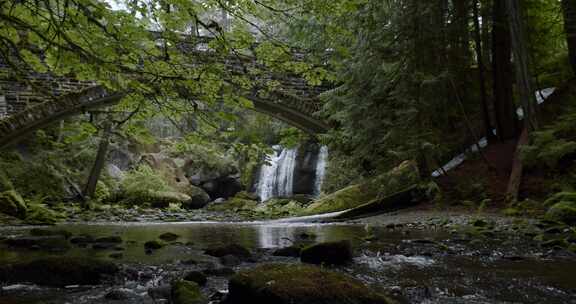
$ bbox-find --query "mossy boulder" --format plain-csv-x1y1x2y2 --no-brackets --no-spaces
0,257,119,286
208,197,258,211
225,263,393,304
182,186,211,209
171,280,208,304
300,240,353,265
0,190,27,218
546,201,576,224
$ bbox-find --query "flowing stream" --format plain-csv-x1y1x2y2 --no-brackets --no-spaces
0,220,575,304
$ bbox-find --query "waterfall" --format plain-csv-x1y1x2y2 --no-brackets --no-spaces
256,146,298,202
313,146,328,196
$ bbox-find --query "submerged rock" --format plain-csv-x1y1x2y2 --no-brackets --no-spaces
3,236,70,252
95,236,123,243
272,245,302,257
204,243,251,260
159,232,180,241
29,228,72,239
300,240,353,265
0,257,118,286
225,263,392,304
171,280,208,304
0,190,27,218
144,240,164,250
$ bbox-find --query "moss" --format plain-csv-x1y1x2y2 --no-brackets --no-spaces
303,184,375,215
208,197,258,211
227,263,392,304
25,201,65,225
171,280,207,304
0,190,27,218
546,201,576,224
121,190,190,208
303,160,419,215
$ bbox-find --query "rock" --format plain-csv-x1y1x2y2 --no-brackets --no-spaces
546,201,576,224
272,246,302,257
171,280,208,304
214,198,226,203
150,191,192,208
204,243,251,259
29,228,72,239
105,289,135,300
225,263,392,304
0,190,27,218
292,143,320,195
183,186,211,209
148,285,172,301
300,240,353,265
202,267,235,276
145,240,164,250
3,236,70,252
70,235,95,244
159,232,180,242
202,177,243,200
95,236,123,243
0,257,118,286
183,271,208,286
106,163,125,181
220,254,242,267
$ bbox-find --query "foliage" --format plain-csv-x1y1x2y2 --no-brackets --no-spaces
521,111,576,169
121,164,173,195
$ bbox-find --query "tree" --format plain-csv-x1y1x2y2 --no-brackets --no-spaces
507,0,538,131
562,0,576,75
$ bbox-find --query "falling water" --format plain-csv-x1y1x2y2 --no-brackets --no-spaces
257,146,298,202
313,146,328,196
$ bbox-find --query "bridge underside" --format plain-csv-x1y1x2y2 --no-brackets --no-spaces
0,86,329,149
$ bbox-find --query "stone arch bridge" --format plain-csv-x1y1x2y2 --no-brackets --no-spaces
0,47,331,149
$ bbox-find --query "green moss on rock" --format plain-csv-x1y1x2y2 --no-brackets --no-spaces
0,190,27,219
171,280,207,304
546,201,576,224
226,263,393,304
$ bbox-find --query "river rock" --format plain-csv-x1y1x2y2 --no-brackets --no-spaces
224,263,393,304
159,232,180,241
183,271,208,286
145,240,164,250
204,243,251,260
29,228,72,239
0,190,27,218
272,245,302,257
300,240,353,265
0,257,118,286
3,236,70,252
171,280,208,304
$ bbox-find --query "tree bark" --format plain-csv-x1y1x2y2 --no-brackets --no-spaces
507,0,538,131
473,0,493,139
562,0,576,75
506,127,528,202
83,120,112,202
492,0,518,141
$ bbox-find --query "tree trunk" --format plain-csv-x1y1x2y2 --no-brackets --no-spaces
473,0,493,139
507,0,538,131
562,0,576,75
83,120,112,202
492,0,518,141
506,127,528,203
